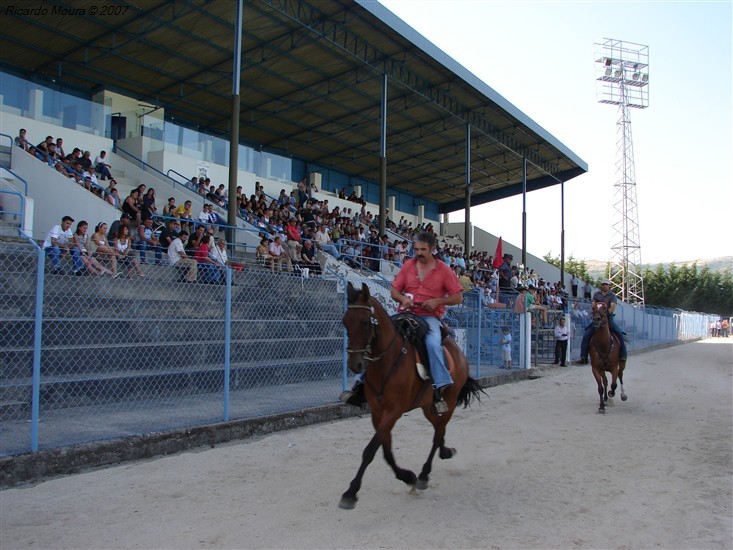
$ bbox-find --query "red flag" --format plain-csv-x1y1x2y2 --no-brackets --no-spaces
492,237,503,269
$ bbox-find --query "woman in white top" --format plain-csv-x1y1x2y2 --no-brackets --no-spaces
71,221,114,276
90,222,119,276
113,225,143,277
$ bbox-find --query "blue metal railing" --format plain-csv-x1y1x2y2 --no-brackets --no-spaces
0,132,13,169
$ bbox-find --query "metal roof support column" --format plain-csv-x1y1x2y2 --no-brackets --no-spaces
560,180,566,292
227,0,243,237
379,73,387,236
521,156,527,268
464,123,471,257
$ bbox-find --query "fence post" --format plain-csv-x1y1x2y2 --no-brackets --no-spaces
30,246,46,452
475,289,482,378
341,274,349,391
223,267,232,421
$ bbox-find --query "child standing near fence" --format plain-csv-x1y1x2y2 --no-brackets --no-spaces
500,326,512,369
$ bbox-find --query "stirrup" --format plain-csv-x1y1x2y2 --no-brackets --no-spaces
339,381,365,407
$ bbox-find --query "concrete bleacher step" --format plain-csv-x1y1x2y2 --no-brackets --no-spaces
0,354,343,419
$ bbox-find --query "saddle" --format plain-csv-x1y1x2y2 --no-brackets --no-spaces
391,313,456,379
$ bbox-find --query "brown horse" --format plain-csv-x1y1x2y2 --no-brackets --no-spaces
339,282,484,509
589,302,627,413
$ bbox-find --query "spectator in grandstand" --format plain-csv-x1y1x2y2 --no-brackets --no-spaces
498,253,513,290
43,215,74,274
268,235,292,273
54,137,66,159
167,230,197,282
299,239,322,275
34,136,54,164
122,189,142,225
14,128,29,151
158,218,179,251
71,221,115,276
571,274,580,298
176,200,194,232
209,237,230,268
528,284,549,325
78,150,92,171
162,197,177,217
113,224,142,277
94,151,112,181
315,224,340,260
198,203,212,228
193,234,222,283
107,212,131,243
135,217,162,265
140,188,158,222
185,224,206,257
90,222,118,276
284,219,301,262
255,237,272,268
583,281,592,301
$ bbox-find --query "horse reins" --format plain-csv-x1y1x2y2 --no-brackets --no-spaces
346,304,403,363
346,302,414,403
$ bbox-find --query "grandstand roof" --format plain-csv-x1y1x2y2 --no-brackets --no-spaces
0,0,587,214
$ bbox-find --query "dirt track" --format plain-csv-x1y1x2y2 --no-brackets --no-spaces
1,340,731,550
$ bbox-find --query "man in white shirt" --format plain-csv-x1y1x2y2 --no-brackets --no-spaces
209,238,229,267
268,235,292,273
43,215,74,274
314,225,340,259
167,231,198,282
553,316,570,366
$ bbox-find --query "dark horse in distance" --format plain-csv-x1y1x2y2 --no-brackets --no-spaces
339,282,484,509
589,301,628,413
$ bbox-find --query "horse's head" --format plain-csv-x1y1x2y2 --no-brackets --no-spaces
343,282,379,374
592,302,608,329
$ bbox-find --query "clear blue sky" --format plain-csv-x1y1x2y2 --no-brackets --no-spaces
379,0,733,264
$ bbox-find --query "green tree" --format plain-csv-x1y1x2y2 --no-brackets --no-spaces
542,253,591,282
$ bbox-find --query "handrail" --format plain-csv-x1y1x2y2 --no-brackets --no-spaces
0,189,25,230
0,165,29,196
0,132,13,169
114,145,189,192
166,168,191,188
17,227,41,249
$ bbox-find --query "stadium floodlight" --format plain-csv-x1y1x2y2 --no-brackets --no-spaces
594,38,650,306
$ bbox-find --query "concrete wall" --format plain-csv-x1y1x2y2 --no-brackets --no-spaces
11,149,119,241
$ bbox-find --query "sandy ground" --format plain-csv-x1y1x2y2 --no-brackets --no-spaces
1,340,731,550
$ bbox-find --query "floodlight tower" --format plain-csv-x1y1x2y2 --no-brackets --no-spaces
595,38,649,306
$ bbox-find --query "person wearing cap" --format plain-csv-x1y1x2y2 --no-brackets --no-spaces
577,278,627,364
341,231,463,413
107,212,131,243
498,253,513,290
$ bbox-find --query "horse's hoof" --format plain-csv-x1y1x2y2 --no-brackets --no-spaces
608,391,615,398
621,394,628,401
598,408,605,414
439,447,456,459
339,496,357,510
415,478,429,490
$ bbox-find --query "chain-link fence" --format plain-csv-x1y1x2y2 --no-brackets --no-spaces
0,238,716,457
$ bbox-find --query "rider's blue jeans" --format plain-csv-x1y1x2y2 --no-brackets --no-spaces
580,316,627,359
419,315,453,390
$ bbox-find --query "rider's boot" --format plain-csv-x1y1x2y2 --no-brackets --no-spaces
339,380,366,407
433,385,451,415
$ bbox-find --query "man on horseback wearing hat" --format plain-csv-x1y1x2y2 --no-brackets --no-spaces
576,278,627,365
340,232,464,412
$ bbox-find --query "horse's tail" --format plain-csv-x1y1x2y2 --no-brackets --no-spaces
456,376,487,409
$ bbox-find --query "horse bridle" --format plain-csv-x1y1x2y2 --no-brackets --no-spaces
345,304,401,363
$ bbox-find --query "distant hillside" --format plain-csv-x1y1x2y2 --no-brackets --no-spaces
584,257,732,280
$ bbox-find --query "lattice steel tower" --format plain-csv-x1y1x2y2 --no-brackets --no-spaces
595,38,649,305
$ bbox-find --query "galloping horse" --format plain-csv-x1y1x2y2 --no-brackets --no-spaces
339,282,484,509
589,302,627,413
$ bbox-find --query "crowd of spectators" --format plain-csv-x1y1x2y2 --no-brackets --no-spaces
19,127,590,296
